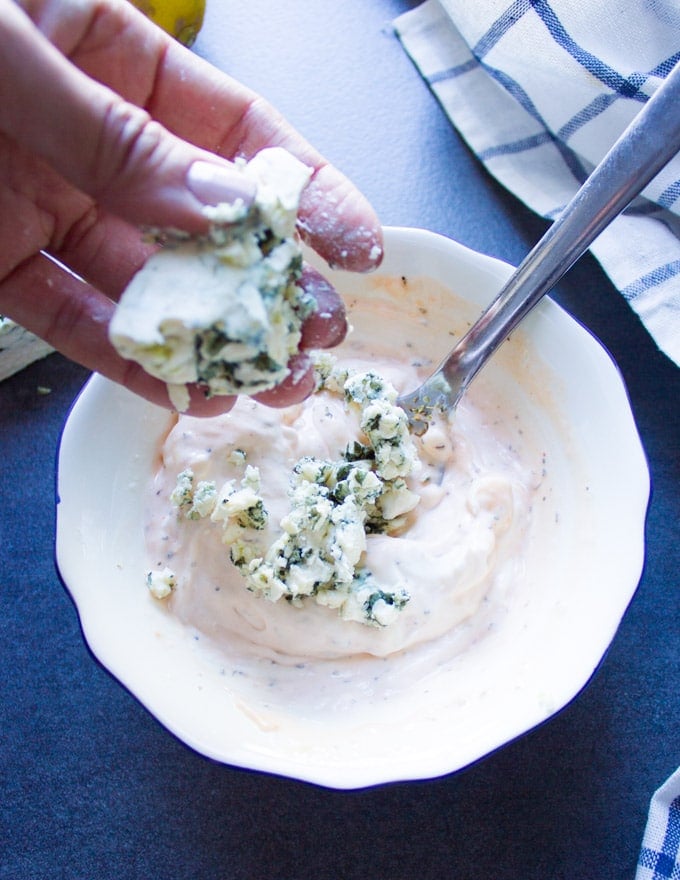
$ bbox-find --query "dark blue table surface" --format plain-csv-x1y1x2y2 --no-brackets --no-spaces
1,2,678,878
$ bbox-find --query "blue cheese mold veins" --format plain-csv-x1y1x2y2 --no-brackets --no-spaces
109,148,314,411
150,358,420,627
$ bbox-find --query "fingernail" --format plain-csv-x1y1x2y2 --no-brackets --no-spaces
186,160,256,207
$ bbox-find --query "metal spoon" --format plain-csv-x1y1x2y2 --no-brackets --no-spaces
398,61,680,434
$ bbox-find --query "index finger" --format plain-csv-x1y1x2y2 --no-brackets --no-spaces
20,0,383,271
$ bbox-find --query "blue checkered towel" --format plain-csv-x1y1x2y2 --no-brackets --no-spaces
394,0,680,366
636,767,680,879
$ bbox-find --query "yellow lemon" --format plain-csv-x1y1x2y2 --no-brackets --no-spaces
129,0,206,47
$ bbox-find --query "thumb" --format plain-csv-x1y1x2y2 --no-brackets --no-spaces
0,1,255,232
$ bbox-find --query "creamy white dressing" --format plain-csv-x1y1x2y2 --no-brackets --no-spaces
144,276,556,718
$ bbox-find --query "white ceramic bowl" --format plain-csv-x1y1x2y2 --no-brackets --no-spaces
56,227,649,788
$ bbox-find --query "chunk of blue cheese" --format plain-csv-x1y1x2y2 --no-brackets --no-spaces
146,567,176,600
109,148,313,410
166,362,421,627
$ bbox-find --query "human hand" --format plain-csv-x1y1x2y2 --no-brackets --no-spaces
0,0,383,415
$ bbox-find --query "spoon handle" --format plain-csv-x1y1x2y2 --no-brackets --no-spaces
442,60,680,394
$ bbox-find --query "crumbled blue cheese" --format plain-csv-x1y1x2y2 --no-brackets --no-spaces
231,455,413,627
109,148,313,408
146,567,176,599
344,371,418,481
227,448,247,466
171,464,267,544
170,469,217,520
210,465,268,543
167,360,421,627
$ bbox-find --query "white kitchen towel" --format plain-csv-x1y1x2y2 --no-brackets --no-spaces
394,0,680,366
636,766,680,879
